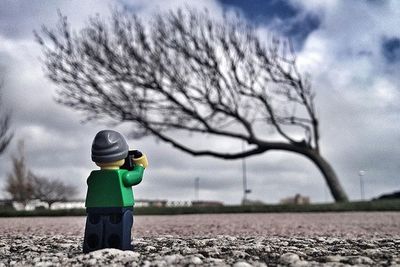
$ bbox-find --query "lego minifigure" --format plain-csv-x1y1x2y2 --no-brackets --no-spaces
83,130,148,253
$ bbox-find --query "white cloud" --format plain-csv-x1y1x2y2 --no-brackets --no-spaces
292,0,400,200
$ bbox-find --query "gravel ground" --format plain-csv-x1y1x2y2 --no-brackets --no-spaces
0,212,399,266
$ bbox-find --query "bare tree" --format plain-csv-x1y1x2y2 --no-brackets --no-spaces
0,82,13,154
5,141,33,208
31,174,78,209
35,9,348,202
5,140,78,209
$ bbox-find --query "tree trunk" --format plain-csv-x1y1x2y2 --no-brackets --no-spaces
259,142,349,202
47,201,56,209
303,150,349,202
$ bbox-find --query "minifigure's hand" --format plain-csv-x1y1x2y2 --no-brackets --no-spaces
132,151,148,168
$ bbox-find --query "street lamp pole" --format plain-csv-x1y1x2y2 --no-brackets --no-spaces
359,170,365,201
242,141,251,204
242,153,247,203
194,177,200,201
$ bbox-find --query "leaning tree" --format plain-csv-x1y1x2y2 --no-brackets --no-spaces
35,9,348,202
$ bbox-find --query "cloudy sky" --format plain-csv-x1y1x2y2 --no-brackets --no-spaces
0,0,399,204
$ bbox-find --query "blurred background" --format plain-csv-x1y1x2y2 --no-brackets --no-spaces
0,0,399,209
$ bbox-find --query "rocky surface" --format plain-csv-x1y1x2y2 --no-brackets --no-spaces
0,235,399,266
0,212,399,266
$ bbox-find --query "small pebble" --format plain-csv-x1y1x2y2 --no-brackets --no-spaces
279,252,300,264
233,261,253,267
190,256,203,265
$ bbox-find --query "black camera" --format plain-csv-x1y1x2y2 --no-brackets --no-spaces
120,150,143,170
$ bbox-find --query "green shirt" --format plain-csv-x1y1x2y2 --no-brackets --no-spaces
85,167,144,208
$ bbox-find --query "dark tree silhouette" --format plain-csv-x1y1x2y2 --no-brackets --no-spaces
0,82,13,154
31,174,78,209
5,141,33,208
35,9,348,202
5,140,78,209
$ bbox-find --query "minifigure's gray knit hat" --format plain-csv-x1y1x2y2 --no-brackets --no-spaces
91,130,129,163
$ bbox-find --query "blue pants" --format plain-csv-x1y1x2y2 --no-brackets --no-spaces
83,207,133,253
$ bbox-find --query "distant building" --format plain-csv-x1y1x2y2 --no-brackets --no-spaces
135,199,168,207
51,200,85,210
168,201,192,207
280,194,310,205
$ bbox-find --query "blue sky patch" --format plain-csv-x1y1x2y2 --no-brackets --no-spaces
218,0,320,49
382,37,400,63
